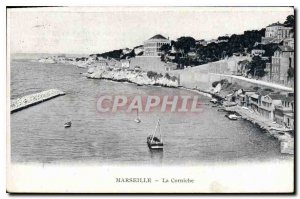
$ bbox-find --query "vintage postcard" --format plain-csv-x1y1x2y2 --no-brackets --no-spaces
7,7,295,193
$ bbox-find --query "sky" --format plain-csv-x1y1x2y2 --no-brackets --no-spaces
8,7,294,55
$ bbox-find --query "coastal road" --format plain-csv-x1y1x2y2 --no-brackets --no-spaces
209,73,293,92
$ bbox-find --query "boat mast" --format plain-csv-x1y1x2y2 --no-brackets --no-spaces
159,120,162,142
151,118,160,143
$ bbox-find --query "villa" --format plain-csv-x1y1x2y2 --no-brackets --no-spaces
261,22,293,44
143,34,171,57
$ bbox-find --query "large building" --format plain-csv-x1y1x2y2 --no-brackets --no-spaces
265,22,284,38
261,22,293,44
277,27,293,40
143,34,171,57
263,21,294,86
130,34,175,71
270,45,294,85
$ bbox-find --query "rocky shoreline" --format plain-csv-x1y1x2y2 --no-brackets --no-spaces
85,67,179,88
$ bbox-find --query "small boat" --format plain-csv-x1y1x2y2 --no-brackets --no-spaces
134,109,141,123
147,119,163,149
64,121,72,128
135,118,141,123
225,114,238,120
210,98,218,104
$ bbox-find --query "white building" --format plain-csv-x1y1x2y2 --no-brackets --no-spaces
271,45,294,85
96,57,109,69
143,34,171,57
251,49,265,56
265,22,285,38
121,59,130,69
262,22,293,44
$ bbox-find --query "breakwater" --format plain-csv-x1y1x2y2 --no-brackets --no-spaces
11,89,65,113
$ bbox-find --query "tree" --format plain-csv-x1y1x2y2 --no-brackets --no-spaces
284,15,295,34
287,67,294,79
165,73,171,80
160,44,171,62
160,44,171,54
238,60,250,74
98,49,123,59
174,36,196,55
262,43,279,57
246,56,266,77
284,15,295,27
121,50,135,59
217,36,230,41
147,71,158,79
195,28,265,65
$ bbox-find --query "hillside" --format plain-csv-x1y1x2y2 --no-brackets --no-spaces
89,45,144,60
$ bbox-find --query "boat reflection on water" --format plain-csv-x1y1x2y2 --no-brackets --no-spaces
148,148,163,164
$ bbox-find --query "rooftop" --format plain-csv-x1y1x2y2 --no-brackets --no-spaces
149,34,168,40
284,112,294,118
267,22,284,27
268,94,287,100
278,45,294,52
283,96,294,102
257,90,272,96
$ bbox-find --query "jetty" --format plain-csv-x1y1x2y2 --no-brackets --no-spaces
11,89,65,113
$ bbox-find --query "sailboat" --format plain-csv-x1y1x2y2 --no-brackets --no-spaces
134,109,141,123
64,121,72,128
147,118,163,149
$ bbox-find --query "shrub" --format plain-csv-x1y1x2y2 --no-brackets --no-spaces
253,86,260,91
264,88,274,92
212,79,228,87
212,81,220,88
165,73,171,80
147,71,158,79
170,76,177,82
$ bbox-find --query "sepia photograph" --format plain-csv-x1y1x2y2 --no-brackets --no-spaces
6,6,295,193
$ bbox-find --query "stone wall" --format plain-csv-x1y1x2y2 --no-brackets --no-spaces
172,61,293,92
171,63,210,90
130,56,168,72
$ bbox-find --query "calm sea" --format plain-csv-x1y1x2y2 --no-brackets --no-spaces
10,59,293,165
